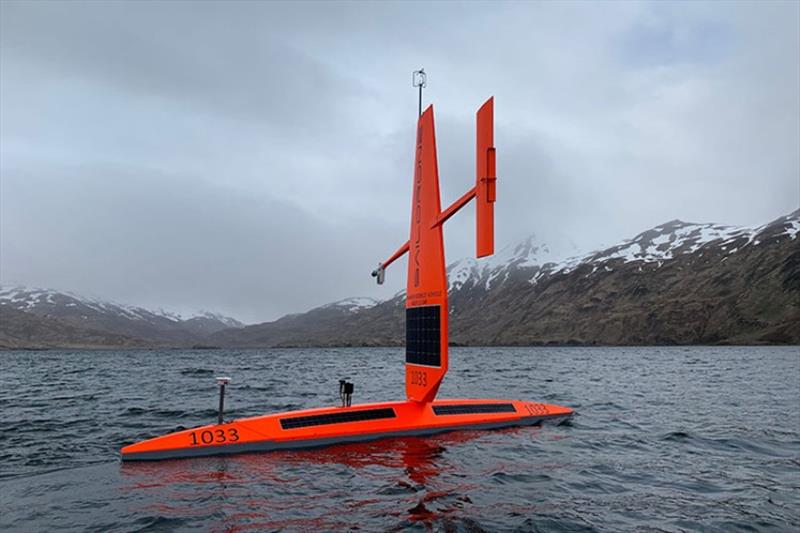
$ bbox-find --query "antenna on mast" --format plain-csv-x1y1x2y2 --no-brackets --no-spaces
412,69,426,117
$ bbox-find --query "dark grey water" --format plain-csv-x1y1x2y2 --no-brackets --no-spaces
0,347,798,532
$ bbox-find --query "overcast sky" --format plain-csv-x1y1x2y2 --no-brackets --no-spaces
1,0,798,323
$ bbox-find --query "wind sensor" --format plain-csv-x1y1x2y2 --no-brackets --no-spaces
121,72,573,461
413,68,426,117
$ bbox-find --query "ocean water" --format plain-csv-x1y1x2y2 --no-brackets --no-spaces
0,346,798,532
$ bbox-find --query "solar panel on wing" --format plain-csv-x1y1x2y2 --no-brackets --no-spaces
405,305,441,367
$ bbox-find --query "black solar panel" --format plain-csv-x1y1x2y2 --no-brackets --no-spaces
280,408,397,430
406,305,441,367
433,403,517,415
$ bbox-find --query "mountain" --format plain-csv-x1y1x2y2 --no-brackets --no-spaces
0,287,244,348
0,307,148,349
180,311,248,336
3,211,797,349
209,297,386,348
208,210,800,347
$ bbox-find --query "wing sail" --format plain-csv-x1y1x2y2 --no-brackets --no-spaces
405,105,448,403
375,97,496,404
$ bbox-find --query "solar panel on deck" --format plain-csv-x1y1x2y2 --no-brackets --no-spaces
433,403,516,415
280,408,396,430
406,305,441,366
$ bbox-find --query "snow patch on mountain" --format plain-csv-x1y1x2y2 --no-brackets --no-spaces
538,211,800,282
444,234,575,291
484,234,561,270
0,286,45,309
324,297,380,312
444,211,800,291
0,285,244,327
593,221,754,264
447,258,480,291
777,211,800,240
189,311,245,328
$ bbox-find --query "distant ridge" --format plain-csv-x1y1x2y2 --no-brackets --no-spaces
0,286,243,348
209,209,800,347
2,210,798,348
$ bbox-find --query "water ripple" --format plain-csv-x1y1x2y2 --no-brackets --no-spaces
0,346,798,532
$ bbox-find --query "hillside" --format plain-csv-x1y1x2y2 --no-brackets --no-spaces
0,307,147,349
208,210,800,347
2,211,797,349
0,287,243,348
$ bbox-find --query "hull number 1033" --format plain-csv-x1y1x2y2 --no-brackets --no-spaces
189,428,239,446
410,370,428,387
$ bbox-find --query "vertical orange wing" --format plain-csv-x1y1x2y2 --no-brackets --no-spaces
476,97,496,258
405,106,448,403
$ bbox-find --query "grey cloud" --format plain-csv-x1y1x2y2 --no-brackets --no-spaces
1,0,369,150
0,158,405,323
1,0,797,322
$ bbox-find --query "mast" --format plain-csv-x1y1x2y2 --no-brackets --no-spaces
372,73,496,404
404,105,448,402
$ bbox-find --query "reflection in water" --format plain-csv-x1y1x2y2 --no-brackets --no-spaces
119,428,533,530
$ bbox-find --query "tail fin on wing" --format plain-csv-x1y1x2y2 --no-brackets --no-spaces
476,97,496,258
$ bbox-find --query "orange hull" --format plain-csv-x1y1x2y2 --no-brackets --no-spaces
121,399,572,461
121,94,575,462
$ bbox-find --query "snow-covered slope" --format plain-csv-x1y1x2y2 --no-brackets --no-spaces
444,210,800,291
541,211,800,280
0,286,166,321
180,311,246,336
0,286,244,342
4,210,798,349
190,311,245,329
322,297,380,312
446,234,571,291
209,209,800,348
